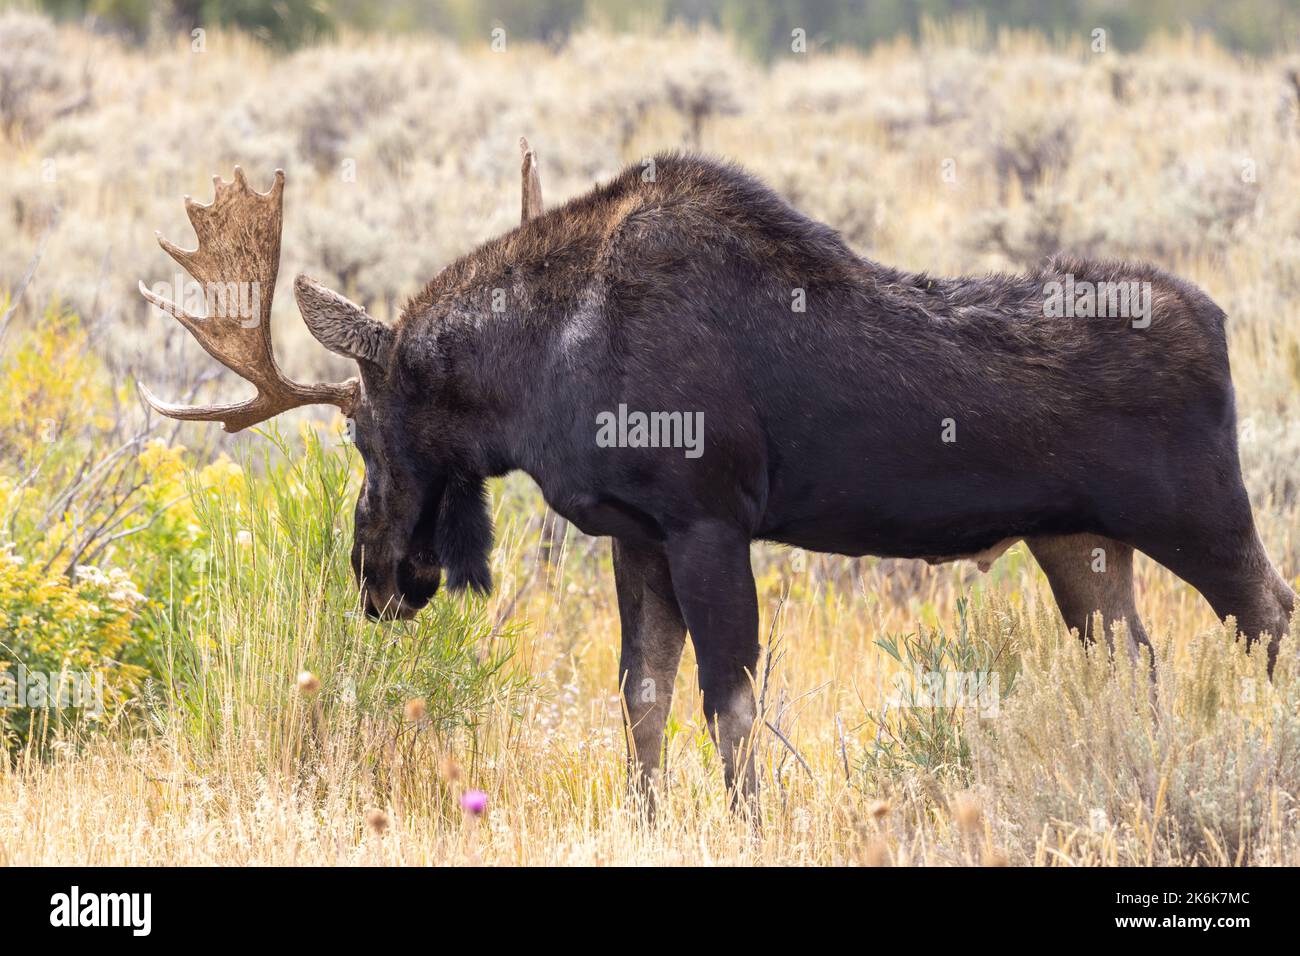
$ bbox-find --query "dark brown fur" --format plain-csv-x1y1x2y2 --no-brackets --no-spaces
306,153,1293,801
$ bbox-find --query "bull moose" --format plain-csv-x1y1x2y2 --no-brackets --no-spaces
139,140,1295,801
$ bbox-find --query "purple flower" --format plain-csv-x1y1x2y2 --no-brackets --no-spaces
460,789,488,816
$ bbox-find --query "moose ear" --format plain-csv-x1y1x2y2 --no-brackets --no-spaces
294,274,393,365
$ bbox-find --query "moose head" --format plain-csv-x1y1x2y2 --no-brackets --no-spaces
139,140,547,620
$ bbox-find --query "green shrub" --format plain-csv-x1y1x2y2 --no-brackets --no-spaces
151,427,527,795
863,596,1020,779
0,547,147,750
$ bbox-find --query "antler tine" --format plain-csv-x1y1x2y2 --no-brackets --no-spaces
138,167,358,433
520,137,544,223
136,381,307,434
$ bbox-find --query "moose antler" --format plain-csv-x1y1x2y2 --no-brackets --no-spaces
138,167,359,433
520,137,543,222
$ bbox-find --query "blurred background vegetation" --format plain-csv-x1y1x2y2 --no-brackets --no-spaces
16,0,1300,55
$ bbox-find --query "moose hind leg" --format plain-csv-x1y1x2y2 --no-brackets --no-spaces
613,538,687,802
1027,533,1153,664
1138,512,1294,674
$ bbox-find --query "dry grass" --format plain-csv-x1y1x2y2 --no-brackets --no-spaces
1,484,1297,865
1,536,1298,865
1,15,1298,865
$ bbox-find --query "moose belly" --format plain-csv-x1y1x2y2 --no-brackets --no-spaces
757,465,1087,563
764,522,1034,565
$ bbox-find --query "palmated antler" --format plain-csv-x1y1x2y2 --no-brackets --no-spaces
519,137,544,223
138,167,359,433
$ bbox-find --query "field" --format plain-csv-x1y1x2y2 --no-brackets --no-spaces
1,13,1299,865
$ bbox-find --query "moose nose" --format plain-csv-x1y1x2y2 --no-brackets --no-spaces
361,585,424,622
360,579,397,620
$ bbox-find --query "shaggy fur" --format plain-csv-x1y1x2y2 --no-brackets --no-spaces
326,152,1293,795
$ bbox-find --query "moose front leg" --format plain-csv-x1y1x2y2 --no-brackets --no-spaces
664,521,760,805
613,538,686,802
